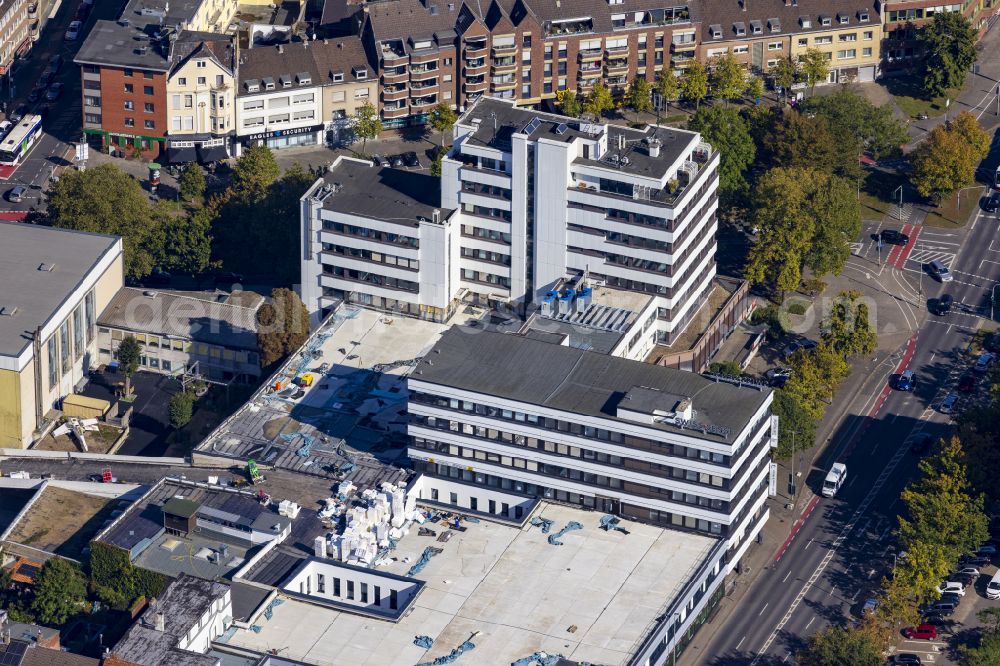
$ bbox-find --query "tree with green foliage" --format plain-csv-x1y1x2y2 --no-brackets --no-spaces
352,100,382,155
796,624,883,666
710,50,747,106
771,390,817,459
625,77,653,122
961,630,1000,666
655,67,679,121
161,202,213,275
911,113,989,202
956,403,1000,507
708,360,742,377
799,48,830,95
230,144,280,203
782,342,849,421
44,164,165,280
771,56,798,100
745,75,765,102
429,102,458,148
32,558,86,626
116,335,142,397
898,436,988,561
745,167,860,294
256,288,311,368
430,151,444,177
823,290,877,357
169,391,195,429
584,82,614,118
762,111,840,175
178,164,206,202
801,89,909,161
688,106,755,205
680,60,709,109
556,89,583,118
978,608,1000,635
89,541,167,609
919,11,978,98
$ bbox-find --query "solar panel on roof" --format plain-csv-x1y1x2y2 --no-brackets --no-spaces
0,641,28,666
522,117,541,134
555,122,568,135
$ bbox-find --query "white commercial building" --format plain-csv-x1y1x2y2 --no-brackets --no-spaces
408,326,774,555
301,97,720,344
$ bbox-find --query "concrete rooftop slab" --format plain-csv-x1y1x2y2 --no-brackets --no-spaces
221,503,718,665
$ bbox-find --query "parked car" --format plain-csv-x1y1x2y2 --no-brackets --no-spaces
922,600,957,616
765,367,792,387
956,566,981,577
939,393,959,415
862,598,878,614
932,293,953,316
402,151,420,167
895,370,916,391
977,544,997,555
0,120,10,136
963,555,992,567
958,374,977,393
902,624,938,640
65,19,81,40
6,185,27,202
973,352,995,374
8,104,26,123
949,573,976,587
45,82,63,101
928,259,953,282
371,154,389,167
881,229,909,246
909,433,933,455
782,339,817,360
935,581,966,596
893,655,922,665
987,570,1000,600
983,191,1000,213
390,154,405,167
47,54,62,75
38,71,53,87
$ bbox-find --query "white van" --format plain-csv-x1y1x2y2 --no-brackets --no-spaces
822,463,847,498
987,570,1000,600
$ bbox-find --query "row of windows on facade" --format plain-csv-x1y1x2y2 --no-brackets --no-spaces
410,435,737,507
305,575,400,610
416,460,726,535
103,327,260,365
323,288,450,322
570,216,715,278
241,110,315,128
46,291,97,390
409,391,739,464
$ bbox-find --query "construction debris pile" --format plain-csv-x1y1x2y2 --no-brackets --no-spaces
313,481,419,568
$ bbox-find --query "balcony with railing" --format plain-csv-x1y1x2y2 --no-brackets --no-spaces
410,65,439,80
411,77,438,91
464,76,488,92
579,61,602,74
380,40,407,63
382,67,409,83
578,77,601,90
491,75,516,90
383,103,409,119
605,43,630,55
382,83,408,101
492,42,517,56
634,6,691,28
465,57,487,72
578,47,603,61
410,95,438,109
605,57,629,73
492,56,517,72
465,39,488,58
545,17,594,37
606,75,629,87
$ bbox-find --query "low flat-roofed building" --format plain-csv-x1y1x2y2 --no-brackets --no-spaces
96,287,264,383
0,223,123,448
111,573,231,666
220,501,725,666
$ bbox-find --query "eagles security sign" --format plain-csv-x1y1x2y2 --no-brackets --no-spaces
769,414,779,448
769,462,778,497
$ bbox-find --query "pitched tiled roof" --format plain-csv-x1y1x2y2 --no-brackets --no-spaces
10,558,41,585
697,0,878,42
237,36,373,91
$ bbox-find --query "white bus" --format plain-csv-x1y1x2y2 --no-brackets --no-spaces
822,462,847,498
0,114,43,166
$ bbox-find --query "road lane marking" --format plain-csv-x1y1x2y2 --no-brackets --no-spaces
758,603,768,616
805,617,814,630
782,571,791,583
736,635,746,650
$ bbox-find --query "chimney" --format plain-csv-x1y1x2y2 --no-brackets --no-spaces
432,209,441,223
648,138,661,158
154,612,166,632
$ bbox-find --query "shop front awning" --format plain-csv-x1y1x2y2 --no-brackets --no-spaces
166,145,197,164
197,144,229,163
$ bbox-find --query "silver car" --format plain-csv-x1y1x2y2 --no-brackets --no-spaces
939,393,959,414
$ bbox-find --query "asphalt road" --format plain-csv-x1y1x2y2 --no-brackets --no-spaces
0,0,119,207
694,196,1000,665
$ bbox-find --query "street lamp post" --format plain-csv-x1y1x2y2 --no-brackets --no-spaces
992,283,999,322
894,185,903,221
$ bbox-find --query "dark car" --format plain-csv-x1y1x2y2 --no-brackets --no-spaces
932,293,953,316
402,151,420,167
765,367,792,388
371,154,389,167
38,71,53,87
949,573,976,587
895,370,916,391
923,601,957,615
26,87,42,103
75,2,90,19
909,433,933,455
390,154,405,167
958,374,977,393
881,229,909,246
894,655,922,665
964,555,992,567
983,191,1000,213
8,104,27,123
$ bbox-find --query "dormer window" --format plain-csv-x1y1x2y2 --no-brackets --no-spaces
352,66,368,80
262,77,275,90
245,79,260,93
858,9,870,22
768,17,780,32
733,22,746,36
280,74,292,88
330,70,344,82
750,20,763,34
709,24,722,39
838,12,849,24
820,15,831,26
296,71,312,85
799,16,811,28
